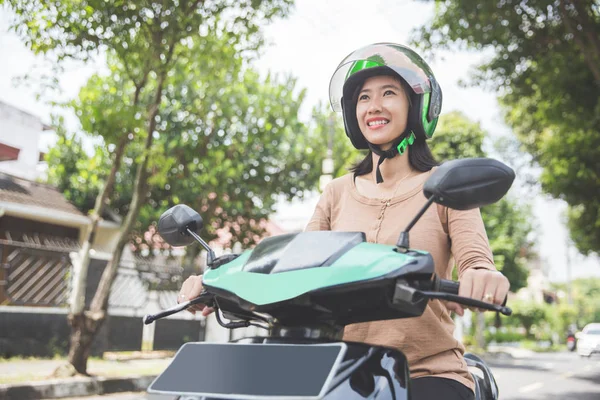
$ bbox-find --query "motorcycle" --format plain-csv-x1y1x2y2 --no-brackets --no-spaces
144,157,515,400
567,334,577,352
567,324,578,352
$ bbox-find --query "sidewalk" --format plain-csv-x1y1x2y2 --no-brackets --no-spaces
0,352,173,400
484,344,537,359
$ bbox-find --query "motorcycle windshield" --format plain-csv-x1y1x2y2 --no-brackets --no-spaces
329,42,434,112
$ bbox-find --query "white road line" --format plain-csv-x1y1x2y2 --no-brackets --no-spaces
519,382,543,394
562,363,598,378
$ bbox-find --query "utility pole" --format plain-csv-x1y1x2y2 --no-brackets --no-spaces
319,115,335,192
566,236,573,305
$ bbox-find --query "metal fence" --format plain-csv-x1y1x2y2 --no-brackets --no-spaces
0,239,189,310
3,245,71,306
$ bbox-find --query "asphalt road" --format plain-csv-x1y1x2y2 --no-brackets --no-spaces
62,351,600,400
488,351,600,400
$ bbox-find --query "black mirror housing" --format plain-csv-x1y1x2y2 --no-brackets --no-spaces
158,204,204,247
423,158,515,211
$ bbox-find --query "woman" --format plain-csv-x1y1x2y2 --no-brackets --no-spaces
178,43,510,399
305,43,510,399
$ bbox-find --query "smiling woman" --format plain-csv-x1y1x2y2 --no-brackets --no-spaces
355,75,411,151
304,42,512,400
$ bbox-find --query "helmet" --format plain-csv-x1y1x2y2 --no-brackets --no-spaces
329,43,442,150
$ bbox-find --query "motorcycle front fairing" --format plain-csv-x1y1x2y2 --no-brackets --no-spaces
202,231,435,327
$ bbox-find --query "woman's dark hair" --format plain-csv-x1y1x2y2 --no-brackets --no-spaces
349,74,438,177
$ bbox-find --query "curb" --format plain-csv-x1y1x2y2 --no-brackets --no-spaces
0,375,155,400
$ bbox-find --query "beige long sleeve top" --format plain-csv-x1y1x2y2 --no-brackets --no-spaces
305,170,496,391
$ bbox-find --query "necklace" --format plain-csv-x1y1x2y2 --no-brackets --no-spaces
382,170,417,201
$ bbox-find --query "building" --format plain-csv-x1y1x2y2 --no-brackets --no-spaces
0,101,51,180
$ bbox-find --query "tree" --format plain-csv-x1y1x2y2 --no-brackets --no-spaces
430,111,533,291
8,0,292,374
510,300,548,338
49,100,358,250
553,277,600,328
412,0,600,256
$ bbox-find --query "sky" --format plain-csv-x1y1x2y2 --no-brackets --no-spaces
0,0,598,283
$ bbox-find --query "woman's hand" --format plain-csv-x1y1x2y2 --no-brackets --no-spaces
445,269,510,316
178,275,215,317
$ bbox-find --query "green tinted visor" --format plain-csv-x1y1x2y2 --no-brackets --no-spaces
329,43,434,112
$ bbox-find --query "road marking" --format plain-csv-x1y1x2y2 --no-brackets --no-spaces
562,363,598,378
519,382,543,393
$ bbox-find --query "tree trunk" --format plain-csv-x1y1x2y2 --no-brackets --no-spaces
64,76,150,375
69,134,129,315
67,312,103,375
67,66,168,373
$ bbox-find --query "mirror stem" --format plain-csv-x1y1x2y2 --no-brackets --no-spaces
395,197,436,252
186,227,216,266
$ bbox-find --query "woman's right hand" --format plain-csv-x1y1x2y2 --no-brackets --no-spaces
178,275,215,317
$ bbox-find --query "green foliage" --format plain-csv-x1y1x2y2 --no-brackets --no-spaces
45,117,109,212
552,304,579,337
11,0,302,250
509,300,548,337
484,329,525,344
430,112,533,290
143,68,333,247
479,200,533,292
7,1,292,63
309,104,361,179
45,52,347,249
553,278,600,328
413,0,600,255
428,111,486,160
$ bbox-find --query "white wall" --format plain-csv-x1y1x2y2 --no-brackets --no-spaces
0,101,46,180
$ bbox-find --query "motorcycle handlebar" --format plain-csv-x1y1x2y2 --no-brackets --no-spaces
436,279,460,295
143,292,212,325
424,276,511,315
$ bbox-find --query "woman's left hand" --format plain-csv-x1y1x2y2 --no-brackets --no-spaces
445,269,510,316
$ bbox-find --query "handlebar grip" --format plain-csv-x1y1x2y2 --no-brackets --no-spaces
438,279,460,295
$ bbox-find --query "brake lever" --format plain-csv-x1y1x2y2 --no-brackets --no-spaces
417,290,512,316
143,292,213,325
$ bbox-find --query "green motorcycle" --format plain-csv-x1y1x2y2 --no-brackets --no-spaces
144,158,514,400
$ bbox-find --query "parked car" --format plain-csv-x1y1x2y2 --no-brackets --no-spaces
577,323,600,358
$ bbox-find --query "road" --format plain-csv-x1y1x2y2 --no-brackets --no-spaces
62,352,600,399
489,351,600,399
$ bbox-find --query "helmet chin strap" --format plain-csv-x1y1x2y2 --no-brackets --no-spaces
368,131,416,184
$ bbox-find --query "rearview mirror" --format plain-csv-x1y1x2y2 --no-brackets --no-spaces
423,158,515,210
158,204,204,247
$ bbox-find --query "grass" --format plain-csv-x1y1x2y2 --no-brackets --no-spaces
519,340,563,353
0,357,171,385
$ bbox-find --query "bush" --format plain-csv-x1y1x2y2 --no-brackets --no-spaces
485,329,525,344
510,300,549,337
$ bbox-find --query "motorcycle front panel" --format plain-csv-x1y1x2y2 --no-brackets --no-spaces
147,340,410,400
203,232,431,308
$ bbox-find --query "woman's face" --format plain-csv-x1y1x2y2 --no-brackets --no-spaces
356,75,410,150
